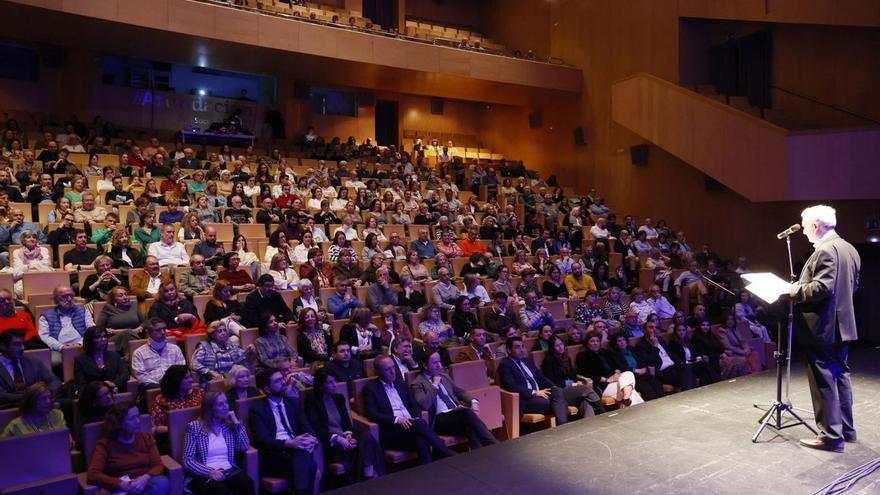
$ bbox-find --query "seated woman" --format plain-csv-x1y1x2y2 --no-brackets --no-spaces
329,231,357,263
715,314,761,375
541,335,605,417
87,402,170,495
267,253,300,290
233,235,260,280
690,319,745,380
296,307,333,365
668,323,717,387
397,275,426,314
450,296,479,343
147,282,202,343
75,381,116,445
149,365,204,434
263,230,292,272
430,252,454,280
182,392,254,495
378,305,413,347
417,304,456,345
306,368,385,482
604,332,662,401
531,248,552,276
217,252,255,295
192,320,255,382
400,249,429,282
338,307,382,360
634,323,695,391
531,324,555,352
74,326,130,396
109,228,145,269
575,331,644,407
542,265,568,300
1,382,68,437
507,234,530,256
203,280,246,331
11,229,52,298
224,365,260,412
332,249,363,286
81,255,125,302
510,249,532,276
254,314,299,369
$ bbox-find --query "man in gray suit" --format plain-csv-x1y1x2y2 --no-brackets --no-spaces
790,205,860,452
409,350,497,449
0,329,61,408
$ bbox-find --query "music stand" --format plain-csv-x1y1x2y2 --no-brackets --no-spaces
743,269,818,442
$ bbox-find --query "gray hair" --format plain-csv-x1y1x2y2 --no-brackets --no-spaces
800,205,836,229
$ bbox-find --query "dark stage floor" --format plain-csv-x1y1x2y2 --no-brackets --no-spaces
330,347,880,495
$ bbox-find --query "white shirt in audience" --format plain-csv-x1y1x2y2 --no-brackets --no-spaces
148,241,190,267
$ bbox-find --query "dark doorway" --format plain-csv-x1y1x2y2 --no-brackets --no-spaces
363,0,396,30
375,100,398,147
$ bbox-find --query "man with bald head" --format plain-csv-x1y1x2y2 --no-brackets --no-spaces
192,225,226,269
130,255,171,301
178,254,218,299
0,207,46,244
177,147,201,169
38,285,95,366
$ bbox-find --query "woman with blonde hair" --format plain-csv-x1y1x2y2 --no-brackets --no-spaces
268,253,300,290
109,227,145,268
178,212,205,242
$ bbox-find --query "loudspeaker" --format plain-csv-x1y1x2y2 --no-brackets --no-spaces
430,98,444,115
293,81,311,100
358,92,375,107
630,144,649,165
528,112,542,129
573,127,586,146
703,174,728,192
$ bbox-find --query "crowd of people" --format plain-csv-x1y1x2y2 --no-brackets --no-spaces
0,119,775,493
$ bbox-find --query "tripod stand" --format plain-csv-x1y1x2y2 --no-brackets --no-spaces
752,234,816,442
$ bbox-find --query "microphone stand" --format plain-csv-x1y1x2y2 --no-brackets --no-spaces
752,232,817,442
700,274,735,296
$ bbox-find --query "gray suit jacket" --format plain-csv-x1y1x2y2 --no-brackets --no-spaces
0,355,61,407
790,232,860,345
409,371,473,423
178,269,218,298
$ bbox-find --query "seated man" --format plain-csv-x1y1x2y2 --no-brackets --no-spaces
498,336,568,425
363,355,454,464
484,292,518,336
323,341,365,396
63,229,101,271
223,195,252,224
453,327,496,363
327,278,363,320
413,331,452,369
365,267,397,314
74,192,108,226
431,267,460,313
38,285,95,366
617,310,644,339
250,368,319,495
457,226,485,258
0,329,60,408
192,225,226,270
0,207,46,245
390,337,418,381
519,291,555,332
243,275,294,328
104,175,134,212
674,261,708,306
647,284,676,319
409,350,497,449
410,227,437,260
130,318,185,387
0,289,38,345
178,254,217,299
147,223,190,267
563,262,597,299
130,255,171,301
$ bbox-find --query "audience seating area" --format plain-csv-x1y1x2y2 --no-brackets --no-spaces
0,112,770,493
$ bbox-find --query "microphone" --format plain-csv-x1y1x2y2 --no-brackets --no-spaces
776,224,801,239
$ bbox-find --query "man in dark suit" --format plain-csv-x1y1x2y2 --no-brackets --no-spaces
498,336,569,424
0,329,61,408
362,355,454,464
410,351,497,449
249,369,320,495
790,205,860,452
324,341,365,397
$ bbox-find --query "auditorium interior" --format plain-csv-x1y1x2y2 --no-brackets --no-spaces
0,0,878,494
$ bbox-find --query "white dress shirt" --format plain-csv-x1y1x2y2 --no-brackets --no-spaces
382,381,412,422
148,241,190,267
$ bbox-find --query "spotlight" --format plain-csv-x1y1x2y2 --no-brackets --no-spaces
197,89,207,96
867,235,880,243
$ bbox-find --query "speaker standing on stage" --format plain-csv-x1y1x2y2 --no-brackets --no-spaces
790,205,860,452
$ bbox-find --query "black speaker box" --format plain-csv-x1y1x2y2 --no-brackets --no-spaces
528,112,542,129
573,127,586,146
430,98,444,115
630,144,649,165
